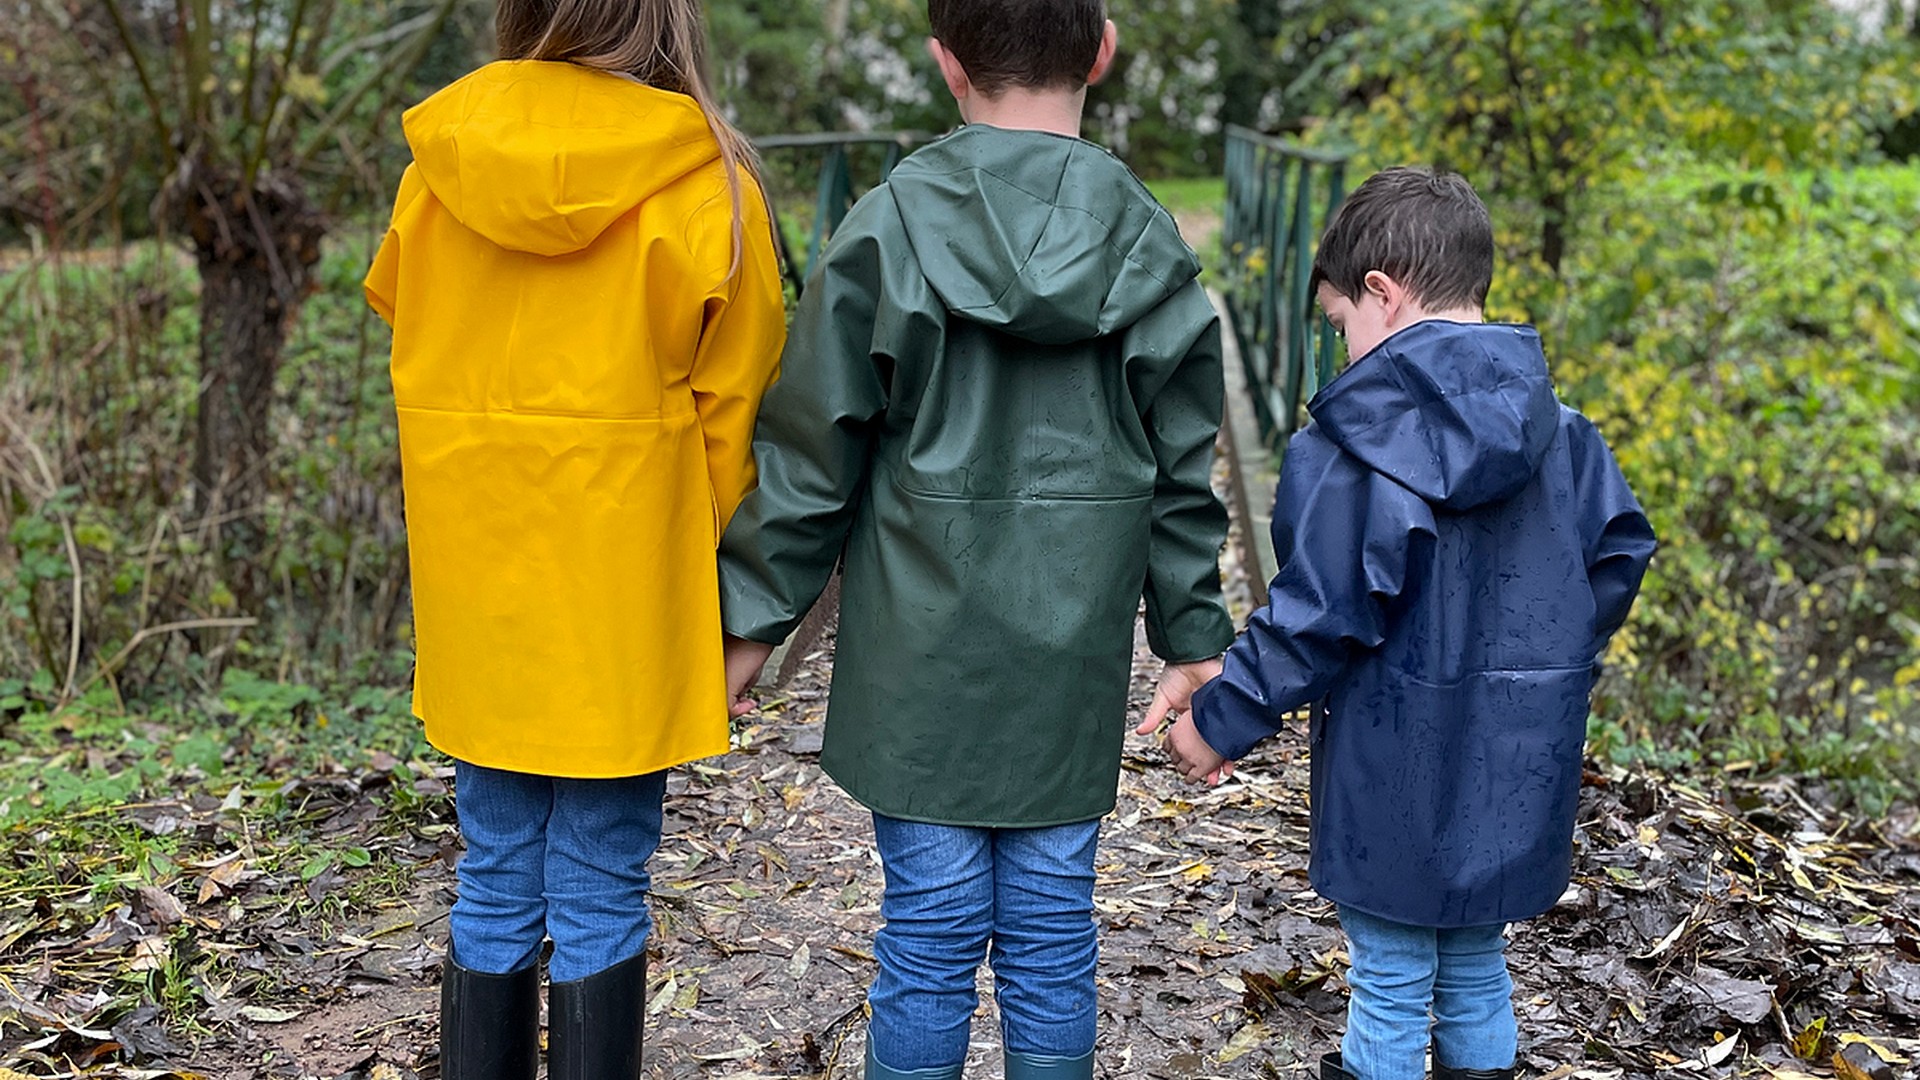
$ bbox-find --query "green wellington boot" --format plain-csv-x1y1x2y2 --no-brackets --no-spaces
864,1040,964,1080
547,952,648,1080
1433,1064,1516,1080
1004,1049,1095,1080
439,957,540,1080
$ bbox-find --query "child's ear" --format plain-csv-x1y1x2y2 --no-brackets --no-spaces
1087,20,1119,86
1362,269,1407,323
927,37,973,104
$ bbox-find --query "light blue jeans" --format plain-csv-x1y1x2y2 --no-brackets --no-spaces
449,761,666,983
867,814,1102,1071
1338,905,1518,1080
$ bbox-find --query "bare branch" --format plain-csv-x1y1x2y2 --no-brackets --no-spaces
246,0,317,181
97,0,177,160
0,409,84,703
292,0,457,170
238,0,269,135
317,10,441,81
77,618,260,698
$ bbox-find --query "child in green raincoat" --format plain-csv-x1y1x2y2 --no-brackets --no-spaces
716,0,1234,1075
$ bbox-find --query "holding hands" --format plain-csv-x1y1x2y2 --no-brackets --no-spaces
1137,659,1233,785
724,634,775,717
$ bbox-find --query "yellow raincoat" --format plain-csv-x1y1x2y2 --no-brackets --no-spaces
365,61,785,777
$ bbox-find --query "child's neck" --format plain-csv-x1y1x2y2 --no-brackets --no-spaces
1400,304,1487,328
959,87,1087,139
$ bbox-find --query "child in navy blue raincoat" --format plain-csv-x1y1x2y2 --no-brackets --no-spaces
1145,167,1657,1080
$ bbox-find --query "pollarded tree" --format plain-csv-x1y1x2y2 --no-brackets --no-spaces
97,0,462,605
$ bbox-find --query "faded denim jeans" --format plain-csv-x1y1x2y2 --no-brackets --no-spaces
449,761,666,983
1339,905,1518,1080
866,814,1102,1071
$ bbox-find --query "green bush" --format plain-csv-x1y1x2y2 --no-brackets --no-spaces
0,233,409,706
1556,167,1920,807
1269,0,1920,804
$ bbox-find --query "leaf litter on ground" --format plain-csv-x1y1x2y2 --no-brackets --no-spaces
2,473,1917,1079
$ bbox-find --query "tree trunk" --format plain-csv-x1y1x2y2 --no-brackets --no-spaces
1540,184,1568,277
182,159,325,609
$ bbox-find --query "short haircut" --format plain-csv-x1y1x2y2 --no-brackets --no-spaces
1310,166,1495,311
927,0,1106,95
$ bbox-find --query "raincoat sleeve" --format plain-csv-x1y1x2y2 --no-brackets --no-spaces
363,165,427,326
716,209,891,646
1570,415,1656,656
691,193,787,533
1190,431,1434,760
1139,295,1237,663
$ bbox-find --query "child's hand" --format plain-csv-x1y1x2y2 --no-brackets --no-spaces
1136,659,1233,785
1165,712,1230,785
724,635,776,717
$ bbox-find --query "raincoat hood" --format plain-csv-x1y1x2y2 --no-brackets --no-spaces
1309,320,1560,510
401,60,721,256
885,125,1200,345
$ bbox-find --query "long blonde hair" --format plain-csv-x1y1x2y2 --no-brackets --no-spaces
497,0,761,275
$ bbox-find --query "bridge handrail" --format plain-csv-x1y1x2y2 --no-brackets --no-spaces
1219,127,1351,452
754,131,934,294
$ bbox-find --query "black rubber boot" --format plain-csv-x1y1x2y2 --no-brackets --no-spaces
1321,1052,1359,1080
547,952,648,1080
439,956,540,1080
1433,1064,1516,1080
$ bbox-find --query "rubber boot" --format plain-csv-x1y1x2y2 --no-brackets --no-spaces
439,956,540,1080
1005,1048,1095,1080
1321,1052,1360,1080
864,1040,965,1080
1433,1064,1516,1080
547,952,648,1080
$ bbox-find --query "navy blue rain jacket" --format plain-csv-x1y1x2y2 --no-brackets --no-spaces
1191,320,1656,928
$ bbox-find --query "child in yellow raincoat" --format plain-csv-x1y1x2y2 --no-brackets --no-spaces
363,0,785,1072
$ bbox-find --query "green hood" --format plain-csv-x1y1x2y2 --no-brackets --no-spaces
884,125,1201,345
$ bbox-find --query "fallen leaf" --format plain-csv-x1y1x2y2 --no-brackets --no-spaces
1217,1020,1269,1064
136,886,185,927
1834,1042,1895,1080
1691,967,1774,1024
1836,1035,1908,1066
1702,1032,1740,1068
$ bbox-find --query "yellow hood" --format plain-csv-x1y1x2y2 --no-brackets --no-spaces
401,60,721,256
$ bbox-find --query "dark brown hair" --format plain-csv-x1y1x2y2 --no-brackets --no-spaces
1310,166,1495,311
927,0,1107,95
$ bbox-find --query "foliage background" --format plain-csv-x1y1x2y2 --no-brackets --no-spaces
1280,0,1920,805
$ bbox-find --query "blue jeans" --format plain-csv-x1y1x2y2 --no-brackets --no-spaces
867,814,1101,1071
1338,906,1517,1080
449,761,666,983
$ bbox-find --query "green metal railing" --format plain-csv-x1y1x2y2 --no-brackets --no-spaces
754,132,930,297
1220,125,1350,451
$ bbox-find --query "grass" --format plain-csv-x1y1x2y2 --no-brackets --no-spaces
1145,176,1228,216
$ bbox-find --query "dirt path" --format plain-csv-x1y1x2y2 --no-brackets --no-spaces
167,628,1342,1080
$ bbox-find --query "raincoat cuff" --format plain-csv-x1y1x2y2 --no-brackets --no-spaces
1190,677,1267,762
1148,612,1236,666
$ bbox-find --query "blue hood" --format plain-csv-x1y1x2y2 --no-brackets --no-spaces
1308,321,1559,510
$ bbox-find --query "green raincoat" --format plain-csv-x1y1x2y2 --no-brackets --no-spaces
718,125,1234,826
